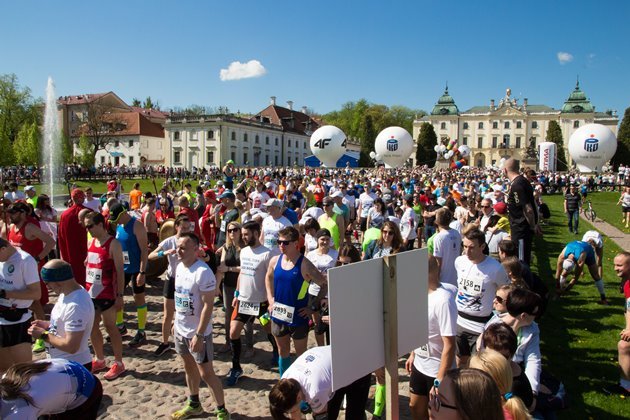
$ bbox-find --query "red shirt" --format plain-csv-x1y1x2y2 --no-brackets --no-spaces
9,218,44,264
86,237,116,300
179,206,201,239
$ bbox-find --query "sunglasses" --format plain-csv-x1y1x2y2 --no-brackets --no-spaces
481,205,491,208
494,295,504,304
429,390,458,412
382,230,393,236
85,224,95,229
277,240,295,246
227,228,240,233
324,203,333,207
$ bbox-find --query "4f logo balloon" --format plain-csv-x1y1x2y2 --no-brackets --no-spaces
314,138,332,149
584,137,599,152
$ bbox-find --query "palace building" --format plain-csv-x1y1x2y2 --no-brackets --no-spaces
413,82,618,168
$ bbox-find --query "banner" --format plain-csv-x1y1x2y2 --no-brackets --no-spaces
538,142,556,172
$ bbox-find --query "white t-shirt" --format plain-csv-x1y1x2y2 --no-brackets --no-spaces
359,192,377,218
304,234,318,255
479,212,494,231
455,255,510,333
400,207,418,240
414,286,458,377
299,207,324,225
48,288,94,365
174,259,216,339
83,197,101,212
306,248,338,296
432,229,462,286
282,345,334,414
238,245,271,303
249,191,270,209
0,249,39,325
262,215,292,249
159,236,180,278
486,230,510,255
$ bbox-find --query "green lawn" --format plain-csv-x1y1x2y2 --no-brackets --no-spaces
534,194,628,419
27,178,191,197
586,191,630,234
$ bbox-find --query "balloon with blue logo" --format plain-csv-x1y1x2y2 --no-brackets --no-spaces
568,123,617,173
310,125,347,167
374,126,414,168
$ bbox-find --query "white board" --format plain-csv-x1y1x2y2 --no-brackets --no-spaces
328,248,428,391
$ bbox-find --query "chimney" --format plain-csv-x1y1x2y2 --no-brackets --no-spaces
490,99,495,109
270,96,276,106
301,106,308,114
287,100,294,110
523,98,528,107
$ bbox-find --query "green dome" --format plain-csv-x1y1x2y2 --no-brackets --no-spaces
431,85,459,116
561,80,593,113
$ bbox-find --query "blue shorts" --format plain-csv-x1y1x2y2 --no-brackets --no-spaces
565,241,595,266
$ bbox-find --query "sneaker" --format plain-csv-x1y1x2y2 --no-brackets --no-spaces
92,359,108,373
226,368,243,386
212,407,230,420
118,324,128,336
171,402,204,419
32,338,46,353
154,342,171,356
129,331,147,348
103,361,125,380
598,298,610,305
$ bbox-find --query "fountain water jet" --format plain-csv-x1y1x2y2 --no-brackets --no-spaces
43,77,60,207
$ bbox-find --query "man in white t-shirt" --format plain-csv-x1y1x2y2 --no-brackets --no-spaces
83,187,102,212
171,232,229,420
478,198,494,231
0,239,41,371
357,182,377,234
28,260,94,369
400,195,418,251
261,199,292,251
226,220,278,386
269,345,334,418
432,208,462,287
455,228,509,367
249,181,270,210
406,256,457,419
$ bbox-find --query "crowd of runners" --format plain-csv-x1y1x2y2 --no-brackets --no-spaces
0,157,628,419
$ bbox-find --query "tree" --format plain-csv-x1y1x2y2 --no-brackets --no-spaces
612,107,630,168
60,132,74,165
131,98,141,107
546,120,567,171
13,121,39,166
143,96,160,110
76,134,95,167
416,122,438,167
358,114,376,167
78,97,126,161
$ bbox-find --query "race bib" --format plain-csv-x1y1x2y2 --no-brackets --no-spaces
239,301,260,316
86,267,103,285
272,302,295,323
220,219,227,233
308,282,321,297
417,344,430,358
174,291,193,315
122,251,130,265
458,275,483,296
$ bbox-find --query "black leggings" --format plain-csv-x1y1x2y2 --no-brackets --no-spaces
327,373,372,420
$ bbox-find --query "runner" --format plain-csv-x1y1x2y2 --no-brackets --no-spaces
142,197,159,250
261,199,292,252
58,189,88,288
317,197,344,250
555,239,608,304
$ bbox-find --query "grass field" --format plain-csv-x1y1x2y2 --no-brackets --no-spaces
534,194,628,419
586,191,630,234
29,178,176,197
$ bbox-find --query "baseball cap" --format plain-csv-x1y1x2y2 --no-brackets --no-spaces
330,191,343,198
24,186,35,192
108,202,126,222
219,191,236,200
493,202,507,215
204,190,217,201
492,184,504,193
562,259,576,273
264,198,283,208
582,230,603,248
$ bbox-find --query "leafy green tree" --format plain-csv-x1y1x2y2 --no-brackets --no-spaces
612,107,630,168
359,114,376,166
416,122,438,167
77,134,95,167
13,121,39,165
131,98,141,107
60,132,74,164
0,133,14,166
0,74,41,149
546,120,567,171
143,96,160,110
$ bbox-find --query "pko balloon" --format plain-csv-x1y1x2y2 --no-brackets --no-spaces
568,123,617,173
374,126,413,168
310,125,347,167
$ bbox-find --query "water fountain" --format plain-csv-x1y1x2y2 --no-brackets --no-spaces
43,77,60,207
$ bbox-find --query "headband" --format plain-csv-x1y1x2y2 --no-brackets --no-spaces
41,265,74,282
504,392,513,400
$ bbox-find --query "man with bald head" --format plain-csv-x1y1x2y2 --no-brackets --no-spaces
504,158,540,266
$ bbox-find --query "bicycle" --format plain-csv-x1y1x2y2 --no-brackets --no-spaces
583,200,596,222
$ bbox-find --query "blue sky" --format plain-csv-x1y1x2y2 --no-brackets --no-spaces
2,0,629,117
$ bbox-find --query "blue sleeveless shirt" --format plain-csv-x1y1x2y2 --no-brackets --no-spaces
116,218,141,274
271,255,309,327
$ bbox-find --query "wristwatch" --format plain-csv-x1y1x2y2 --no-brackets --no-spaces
139,271,146,275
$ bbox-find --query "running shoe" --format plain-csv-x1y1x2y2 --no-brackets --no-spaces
154,342,171,356
212,407,230,420
226,368,243,386
118,324,128,336
103,361,125,380
598,298,610,305
129,331,147,347
91,359,108,373
32,338,46,353
171,402,204,419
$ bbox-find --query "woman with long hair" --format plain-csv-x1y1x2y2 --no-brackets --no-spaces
363,220,404,260
366,197,387,233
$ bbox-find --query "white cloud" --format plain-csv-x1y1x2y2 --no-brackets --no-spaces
557,52,574,65
219,60,267,81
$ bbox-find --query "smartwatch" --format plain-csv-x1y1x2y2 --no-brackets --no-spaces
434,379,440,389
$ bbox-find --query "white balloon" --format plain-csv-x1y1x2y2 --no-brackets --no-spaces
310,125,347,167
374,126,414,168
369,151,376,159
433,145,439,153
439,145,446,152
568,123,617,173
458,145,471,158
374,153,382,161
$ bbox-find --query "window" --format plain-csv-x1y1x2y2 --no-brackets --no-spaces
463,122,469,130
516,137,521,148
207,150,214,164
516,121,522,129
288,139,292,147
491,159,496,166
504,121,510,129
255,135,259,144
174,151,181,164
128,140,133,147
191,131,197,140
129,156,134,165
266,136,270,145
275,137,279,146
573,120,580,128
478,122,484,129
265,155,270,165
208,130,214,139
478,137,483,148
440,122,446,130
462,137,468,145
492,122,498,129
114,140,120,147
244,133,248,142
243,153,248,164
532,121,538,129
114,156,120,166
230,131,236,141
275,155,279,166
174,131,180,140
492,137,498,148
231,152,236,162
503,134,510,148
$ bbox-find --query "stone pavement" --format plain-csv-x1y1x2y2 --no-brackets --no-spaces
580,213,630,251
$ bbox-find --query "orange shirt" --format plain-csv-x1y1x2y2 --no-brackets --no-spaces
129,189,142,210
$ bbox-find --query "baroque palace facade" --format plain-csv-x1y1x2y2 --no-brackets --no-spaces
413,82,618,168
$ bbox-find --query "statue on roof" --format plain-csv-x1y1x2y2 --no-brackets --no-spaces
524,137,538,159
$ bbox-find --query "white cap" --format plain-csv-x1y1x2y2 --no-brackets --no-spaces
582,231,603,248
562,259,576,273
331,191,343,198
492,184,504,192
24,186,35,192
264,198,283,208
